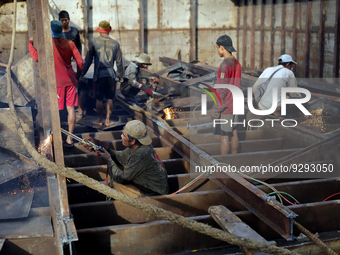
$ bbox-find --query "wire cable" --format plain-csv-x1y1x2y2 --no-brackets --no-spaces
323,192,340,202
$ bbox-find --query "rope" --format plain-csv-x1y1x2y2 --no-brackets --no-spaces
293,221,339,255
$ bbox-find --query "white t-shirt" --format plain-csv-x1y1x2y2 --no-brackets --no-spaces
252,65,301,110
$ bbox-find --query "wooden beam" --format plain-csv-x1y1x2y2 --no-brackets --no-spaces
209,205,275,255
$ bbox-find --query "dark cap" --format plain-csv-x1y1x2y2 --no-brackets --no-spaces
59,10,70,20
216,34,236,53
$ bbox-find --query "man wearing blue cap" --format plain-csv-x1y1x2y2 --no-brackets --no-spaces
28,20,83,147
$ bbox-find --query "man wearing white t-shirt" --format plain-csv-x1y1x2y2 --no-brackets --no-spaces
252,54,301,116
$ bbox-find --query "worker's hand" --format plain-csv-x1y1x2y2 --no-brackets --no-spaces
216,103,228,113
140,83,151,92
120,78,124,83
29,37,33,42
83,137,109,151
98,148,113,163
151,77,159,83
144,87,154,96
211,107,221,120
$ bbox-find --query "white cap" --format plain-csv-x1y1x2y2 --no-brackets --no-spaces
278,54,297,64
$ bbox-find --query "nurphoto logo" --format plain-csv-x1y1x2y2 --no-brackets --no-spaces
200,84,312,128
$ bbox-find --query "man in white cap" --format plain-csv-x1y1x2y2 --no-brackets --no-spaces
85,120,168,197
120,53,159,100
252,54,301,115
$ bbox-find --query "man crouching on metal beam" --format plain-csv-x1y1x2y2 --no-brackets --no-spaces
120,53,159,100
84,120,169,198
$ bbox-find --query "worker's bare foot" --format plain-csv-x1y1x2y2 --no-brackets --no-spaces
93,119,103,126
105,120,115,127
65,137,74,147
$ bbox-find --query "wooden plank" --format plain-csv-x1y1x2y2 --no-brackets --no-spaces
0,216,53,239
209,205,275,255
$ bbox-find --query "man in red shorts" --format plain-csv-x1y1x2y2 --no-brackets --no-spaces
212,34,242,155
28,20,83,146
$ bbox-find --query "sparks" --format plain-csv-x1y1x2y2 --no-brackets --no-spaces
163,107,180,120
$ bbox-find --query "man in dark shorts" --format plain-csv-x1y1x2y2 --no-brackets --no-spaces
59,10,82,55
212,35,242,154
81,21,124,126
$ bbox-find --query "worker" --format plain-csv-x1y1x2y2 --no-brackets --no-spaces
28,20,83,147
84,120,169,198
252,54,301,116
58,10,82,123
81,21,124,127
59,10,82,55
120,53,159,100
212,34,241,155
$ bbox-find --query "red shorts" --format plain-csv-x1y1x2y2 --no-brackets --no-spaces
57,85,78,110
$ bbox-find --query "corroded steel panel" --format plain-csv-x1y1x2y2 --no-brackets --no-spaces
147,30,190,71
197,0,238,29
160,0,190,29
0,2,28,32
89,0,139,30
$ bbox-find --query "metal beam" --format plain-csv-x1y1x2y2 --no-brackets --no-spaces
189,0,197,61
333,0,340,78
139,0,144,54
304,0,312,78
251,133,340,180
118,96,298,240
